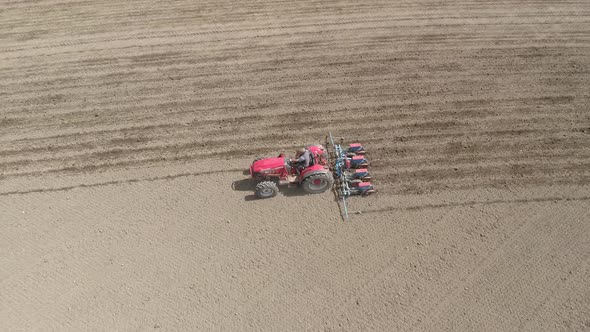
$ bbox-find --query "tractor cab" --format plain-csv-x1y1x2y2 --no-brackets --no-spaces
306,144,328,166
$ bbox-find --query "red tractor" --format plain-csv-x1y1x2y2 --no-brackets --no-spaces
249,144,334,198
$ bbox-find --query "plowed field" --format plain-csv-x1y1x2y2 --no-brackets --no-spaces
1,0,589,330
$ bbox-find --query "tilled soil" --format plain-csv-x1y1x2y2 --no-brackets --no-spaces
1,0,589,330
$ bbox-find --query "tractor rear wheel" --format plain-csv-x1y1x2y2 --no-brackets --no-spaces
255,181,279,199
302,172,334,194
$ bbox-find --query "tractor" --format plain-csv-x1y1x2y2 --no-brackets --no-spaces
249,144,334,199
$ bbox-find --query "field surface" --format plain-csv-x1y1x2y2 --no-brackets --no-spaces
1,0,589,330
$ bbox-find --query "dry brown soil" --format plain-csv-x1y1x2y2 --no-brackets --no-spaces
1,0,590,330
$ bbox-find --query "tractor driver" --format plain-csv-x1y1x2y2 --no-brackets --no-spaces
292,148,310,173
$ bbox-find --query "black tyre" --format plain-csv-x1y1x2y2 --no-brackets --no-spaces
255,181,278,199
301,172,334,194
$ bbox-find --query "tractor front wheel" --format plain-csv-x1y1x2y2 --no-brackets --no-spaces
255,181,279,199
302,172,334,194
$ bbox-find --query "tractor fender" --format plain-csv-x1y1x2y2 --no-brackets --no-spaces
299,165,331,183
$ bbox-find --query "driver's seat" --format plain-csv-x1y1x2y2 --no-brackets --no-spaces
308,151,316,166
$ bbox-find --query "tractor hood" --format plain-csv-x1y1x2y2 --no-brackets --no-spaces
251,157,285,174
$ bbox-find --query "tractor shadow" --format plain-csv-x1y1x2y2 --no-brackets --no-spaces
231,178,314,201
231,179,258,201
231,178,256,192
